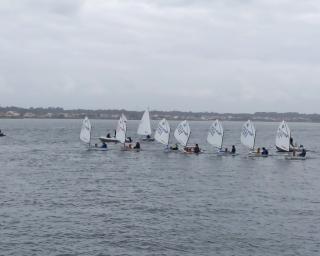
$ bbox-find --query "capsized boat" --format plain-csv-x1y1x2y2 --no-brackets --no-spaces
137,109,154,141
154,118,171,149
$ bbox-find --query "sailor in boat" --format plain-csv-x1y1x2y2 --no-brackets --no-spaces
170,144,179,150
299,148,306,157
194,144,200,154
261,147,269,156
231,145,236,154
106,133,111,138
133,142,141,150
184,144,201,153
256,148,261,154
127,137,132,143
114,129,117,137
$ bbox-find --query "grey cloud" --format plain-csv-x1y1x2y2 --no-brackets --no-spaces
0,0,320,112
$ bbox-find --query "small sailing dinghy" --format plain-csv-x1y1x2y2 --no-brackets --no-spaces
276,121,305,153
207,120,225,154
137,109,154,141
240,120,266,157
154,118,171,151
275,121,291,152
117,114,140,151
100,115,131,143
207,120,236,156
174,120,201,154
80,117,107,151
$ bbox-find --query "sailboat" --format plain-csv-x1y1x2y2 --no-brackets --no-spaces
275,121,293,152
116,114,127,144
137,109,154,141
100,114,130,143
240,120,265,157
154,118,171,149
174,120,190,148
80,116,108,151
207,119,224,153
80,116,92,148
116,113,139,151
276,121,306,159
174,120,200,153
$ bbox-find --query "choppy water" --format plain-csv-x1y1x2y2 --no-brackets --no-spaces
1,119,320,256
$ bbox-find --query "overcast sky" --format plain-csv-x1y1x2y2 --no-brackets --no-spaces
0,0,320,113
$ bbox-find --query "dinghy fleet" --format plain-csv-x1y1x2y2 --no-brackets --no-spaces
80,110,308,160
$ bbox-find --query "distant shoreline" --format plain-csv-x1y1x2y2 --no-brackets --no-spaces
1,106,320,123
1,117,320,123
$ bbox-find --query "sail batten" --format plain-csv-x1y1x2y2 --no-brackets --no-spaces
174,120,190,146
241,120,256,150
155,119,170,145
207,119,224,149
137,109,152,136
276,120,290,151
80,116,91,144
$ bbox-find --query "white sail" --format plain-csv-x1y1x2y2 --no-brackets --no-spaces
116,114,127,143
174,120,191,146
241,120,256,150
155,119,170,145
137,109,152,136
276,120,291,151
80,116,91,144
122,113,128,123
207,119,224,149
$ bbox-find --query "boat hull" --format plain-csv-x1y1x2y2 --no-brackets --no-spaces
142,137,155,142
276,146,303,152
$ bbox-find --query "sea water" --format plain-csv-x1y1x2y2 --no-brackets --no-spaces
0,119,320,255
